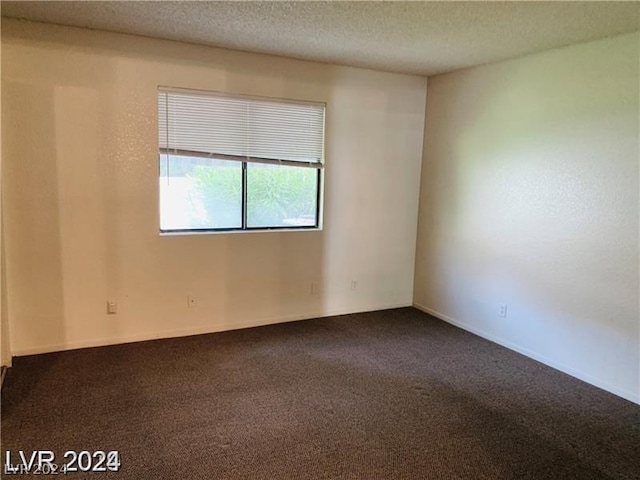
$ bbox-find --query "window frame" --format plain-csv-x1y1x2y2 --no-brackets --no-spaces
159,154,322,234
157,87,325,234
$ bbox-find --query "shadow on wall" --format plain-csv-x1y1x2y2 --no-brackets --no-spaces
3,29,134,350
2,81,67,351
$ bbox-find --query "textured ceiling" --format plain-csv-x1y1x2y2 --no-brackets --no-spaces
2,1,639,76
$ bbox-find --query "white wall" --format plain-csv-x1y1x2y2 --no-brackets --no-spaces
1,19,427,355
415,32,639,403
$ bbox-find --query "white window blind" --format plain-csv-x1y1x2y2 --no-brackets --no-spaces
158,87,325,168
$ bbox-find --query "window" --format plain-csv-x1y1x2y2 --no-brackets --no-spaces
158,87,325,233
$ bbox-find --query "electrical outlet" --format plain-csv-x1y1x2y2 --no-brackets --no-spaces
350,280,358,291
188,295,197,308
311,282,319,295
107,301,118,315
499,304,508,318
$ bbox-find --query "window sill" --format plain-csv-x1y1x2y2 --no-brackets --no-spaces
159,227,322,236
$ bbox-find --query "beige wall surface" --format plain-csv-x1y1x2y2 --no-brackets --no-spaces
1,19,427,355
415,32,639,403
0,30,9,367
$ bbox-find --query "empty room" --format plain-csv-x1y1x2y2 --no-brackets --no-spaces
1,1,638,479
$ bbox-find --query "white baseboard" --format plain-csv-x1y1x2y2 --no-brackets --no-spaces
413,302,640,405
11,302,411,357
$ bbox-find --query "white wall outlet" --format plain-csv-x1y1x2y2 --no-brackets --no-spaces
350,280,358,291
107,301,118,315
188,295,197,308
499,304,508,318
311,282,319,295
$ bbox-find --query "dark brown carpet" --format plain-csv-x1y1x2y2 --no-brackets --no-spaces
2,308,639,479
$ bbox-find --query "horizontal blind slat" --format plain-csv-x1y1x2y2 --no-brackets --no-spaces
158,90,325,164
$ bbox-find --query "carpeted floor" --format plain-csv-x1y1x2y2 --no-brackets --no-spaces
1,308,639,479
